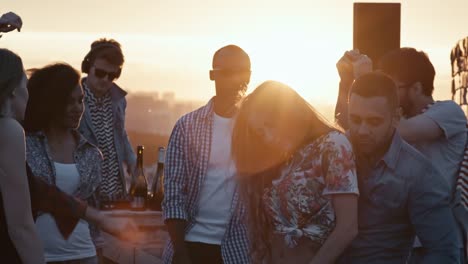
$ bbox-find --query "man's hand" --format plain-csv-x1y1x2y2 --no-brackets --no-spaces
0,12,22,33
336,49,373,81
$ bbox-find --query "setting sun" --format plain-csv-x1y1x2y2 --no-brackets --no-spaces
2,0,468,119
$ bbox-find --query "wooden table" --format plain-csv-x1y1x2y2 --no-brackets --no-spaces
101,210,168,264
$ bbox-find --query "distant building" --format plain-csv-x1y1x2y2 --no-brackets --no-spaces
162,92,175,104
126,91,202,135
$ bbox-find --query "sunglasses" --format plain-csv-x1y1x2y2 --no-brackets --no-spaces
93,67,120,81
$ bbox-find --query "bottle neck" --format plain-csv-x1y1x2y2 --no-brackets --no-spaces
136,147,144,169
158,149,165,163
137,157,143,169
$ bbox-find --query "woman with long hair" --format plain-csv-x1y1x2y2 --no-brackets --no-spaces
23,63,105,264
232,80,359,263
0,48,45,264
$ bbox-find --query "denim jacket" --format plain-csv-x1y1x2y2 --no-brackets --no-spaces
79,78,137,194
25,131,102,202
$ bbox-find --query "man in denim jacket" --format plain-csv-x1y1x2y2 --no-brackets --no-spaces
79,38,136,205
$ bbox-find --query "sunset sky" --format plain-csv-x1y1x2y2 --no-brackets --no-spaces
2,0,468,116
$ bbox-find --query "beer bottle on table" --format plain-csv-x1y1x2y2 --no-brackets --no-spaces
129,145,147,211
150,147,165,211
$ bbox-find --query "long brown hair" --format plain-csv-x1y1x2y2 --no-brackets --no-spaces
23,63,81,132
232,80,337,262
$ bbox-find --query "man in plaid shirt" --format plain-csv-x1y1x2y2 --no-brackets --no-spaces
162,45,251,264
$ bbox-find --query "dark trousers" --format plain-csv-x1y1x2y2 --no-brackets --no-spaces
186,241,223,264
408,247,466,264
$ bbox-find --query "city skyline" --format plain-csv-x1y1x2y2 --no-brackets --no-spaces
2,0,467,109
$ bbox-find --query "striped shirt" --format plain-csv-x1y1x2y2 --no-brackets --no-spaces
84,84,125,201
162,98,250,264
456,124,468,232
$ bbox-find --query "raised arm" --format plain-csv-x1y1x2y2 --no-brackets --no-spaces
335,50,373,129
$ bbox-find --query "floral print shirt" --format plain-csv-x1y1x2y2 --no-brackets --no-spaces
263,131,359,248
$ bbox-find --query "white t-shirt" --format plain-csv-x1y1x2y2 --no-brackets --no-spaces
35,162,96,261
185,114,237,245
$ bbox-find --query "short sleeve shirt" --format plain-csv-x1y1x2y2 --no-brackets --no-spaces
416,100,467,191
263,131,359,248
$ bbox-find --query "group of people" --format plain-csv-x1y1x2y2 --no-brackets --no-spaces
1,10,467,264
161,43,468,264
1,12,138,264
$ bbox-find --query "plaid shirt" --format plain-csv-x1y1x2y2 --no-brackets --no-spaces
162,98,250,264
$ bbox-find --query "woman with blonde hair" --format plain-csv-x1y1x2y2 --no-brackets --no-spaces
232,80,359,263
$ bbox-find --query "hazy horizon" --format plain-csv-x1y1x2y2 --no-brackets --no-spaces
2,0,467,113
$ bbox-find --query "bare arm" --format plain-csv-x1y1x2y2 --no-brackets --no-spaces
398,115,443,143
0,119,44,264
335,50,373,129
310,194,358,264
335,78,353,130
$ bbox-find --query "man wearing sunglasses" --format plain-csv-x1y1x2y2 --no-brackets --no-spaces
79,39,136,244
162,45,251,264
